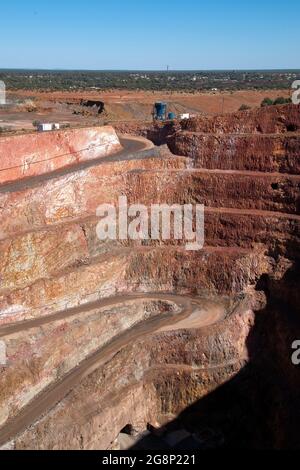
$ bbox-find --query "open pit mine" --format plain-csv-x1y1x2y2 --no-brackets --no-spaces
0,104,299,450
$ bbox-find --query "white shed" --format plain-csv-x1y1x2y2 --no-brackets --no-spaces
38,123,60,132
179,113,190,120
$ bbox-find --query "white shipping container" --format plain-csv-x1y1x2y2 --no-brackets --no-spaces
179,113,190,120
38,123,60,132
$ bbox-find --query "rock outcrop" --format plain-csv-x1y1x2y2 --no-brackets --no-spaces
0,104,299,450
0,126,121,184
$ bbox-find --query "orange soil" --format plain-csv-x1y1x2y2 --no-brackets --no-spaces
9,89,292,115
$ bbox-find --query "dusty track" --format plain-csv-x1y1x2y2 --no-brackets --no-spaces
0,134,153,194
0,118,296,448
0,292,227,447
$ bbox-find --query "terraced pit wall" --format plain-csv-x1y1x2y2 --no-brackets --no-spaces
0,126,122,184
0,104,299,449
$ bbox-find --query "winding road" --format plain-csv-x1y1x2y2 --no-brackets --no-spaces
0,129,284,448
0,134,154,194
0,292,228,447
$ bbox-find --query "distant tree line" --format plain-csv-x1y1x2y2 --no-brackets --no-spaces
0,70,299,92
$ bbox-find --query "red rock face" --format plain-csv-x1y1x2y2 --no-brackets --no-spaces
0,126,122,184
168,133,300,174
0,104,299,450
180,103,300,134
115,104,300,173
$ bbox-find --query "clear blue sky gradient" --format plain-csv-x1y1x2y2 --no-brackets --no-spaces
1,0,299,70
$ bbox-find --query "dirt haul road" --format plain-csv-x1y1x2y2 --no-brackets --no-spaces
0,134,153,194
0,292,228,447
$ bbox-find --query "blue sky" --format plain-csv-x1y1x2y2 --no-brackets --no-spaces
0,0,299,70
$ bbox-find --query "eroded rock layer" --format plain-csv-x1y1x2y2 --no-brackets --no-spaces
0,104,299,450
0,126,121,184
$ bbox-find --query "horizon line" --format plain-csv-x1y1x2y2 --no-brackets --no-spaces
1,68,300,73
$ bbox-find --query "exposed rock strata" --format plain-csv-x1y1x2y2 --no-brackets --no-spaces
0,104,299,450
